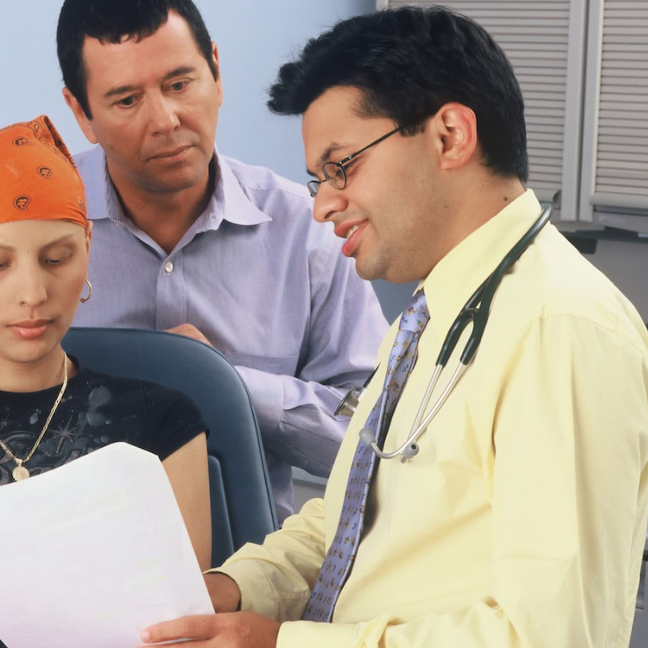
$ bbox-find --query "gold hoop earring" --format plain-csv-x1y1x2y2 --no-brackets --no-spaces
79,279,93,304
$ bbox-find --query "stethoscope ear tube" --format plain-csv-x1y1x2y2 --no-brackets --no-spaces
353,204,552,462
460,204,552,366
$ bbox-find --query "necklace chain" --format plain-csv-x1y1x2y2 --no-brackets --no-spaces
0,353,69,481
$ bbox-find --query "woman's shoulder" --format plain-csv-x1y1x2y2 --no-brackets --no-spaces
76,365,162,391
73,366,200,414
69,366,207,458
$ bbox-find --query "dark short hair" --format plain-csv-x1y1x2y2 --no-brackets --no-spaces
268,6,528,182
57,0,218,119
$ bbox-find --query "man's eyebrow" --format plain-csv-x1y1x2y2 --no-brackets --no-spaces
306,143,346,177
103,66,198,99
104,84,139,100
320,143,344,166
162,65,198,81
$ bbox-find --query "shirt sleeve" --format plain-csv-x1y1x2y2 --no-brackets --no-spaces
213,497,326,620
219,314,648,648
235,244,389,479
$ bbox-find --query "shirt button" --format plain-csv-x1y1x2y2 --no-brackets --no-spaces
164,261,174,274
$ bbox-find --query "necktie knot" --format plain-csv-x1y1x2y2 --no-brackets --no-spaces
398,289,430,333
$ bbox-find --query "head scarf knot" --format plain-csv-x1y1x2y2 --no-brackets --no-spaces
0,115,87,227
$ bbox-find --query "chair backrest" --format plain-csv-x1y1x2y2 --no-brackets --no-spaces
62,327,278,567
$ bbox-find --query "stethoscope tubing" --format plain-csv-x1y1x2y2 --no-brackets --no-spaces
360,205,552,463
363,363,469,462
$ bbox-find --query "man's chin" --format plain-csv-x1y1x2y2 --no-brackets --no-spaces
354,260,381,282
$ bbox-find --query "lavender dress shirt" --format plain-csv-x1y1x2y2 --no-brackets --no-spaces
72,146,389,522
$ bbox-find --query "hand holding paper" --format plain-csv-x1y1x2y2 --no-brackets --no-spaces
0,442,213,648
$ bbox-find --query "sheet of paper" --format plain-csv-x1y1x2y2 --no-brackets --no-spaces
0,442,213,648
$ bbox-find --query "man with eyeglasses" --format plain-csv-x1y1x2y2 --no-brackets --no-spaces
139,7,648,648
55,0,389,524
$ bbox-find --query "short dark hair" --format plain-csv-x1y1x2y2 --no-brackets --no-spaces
57,0,218,119
268,6,528,182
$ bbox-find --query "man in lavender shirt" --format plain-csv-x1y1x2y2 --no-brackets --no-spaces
56,0,388,522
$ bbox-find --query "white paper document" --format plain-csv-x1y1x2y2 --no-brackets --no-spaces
0,442,213,648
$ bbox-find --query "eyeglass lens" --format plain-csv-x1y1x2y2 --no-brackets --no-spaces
323,162,346,189
307,125,404,197
307,163,346,197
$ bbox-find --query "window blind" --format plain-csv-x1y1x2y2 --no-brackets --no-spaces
583,0,648,226
384,0,585,221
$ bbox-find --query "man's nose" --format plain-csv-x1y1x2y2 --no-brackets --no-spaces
311,182,348,223
147,94,181,135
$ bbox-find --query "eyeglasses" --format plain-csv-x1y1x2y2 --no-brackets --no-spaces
307,125,404,198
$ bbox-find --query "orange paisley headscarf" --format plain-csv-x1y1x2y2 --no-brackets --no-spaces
0,115,86,227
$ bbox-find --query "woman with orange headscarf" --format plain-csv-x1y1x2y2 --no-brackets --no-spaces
0,116,211,570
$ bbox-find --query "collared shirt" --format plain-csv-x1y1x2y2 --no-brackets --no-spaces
72,146,389,522
217,190,648,648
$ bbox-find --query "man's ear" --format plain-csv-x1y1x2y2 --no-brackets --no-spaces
62,87,99,145
211,42,224,109
425,102,478,171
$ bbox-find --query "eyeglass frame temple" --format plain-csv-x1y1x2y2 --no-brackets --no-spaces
306,124,405,197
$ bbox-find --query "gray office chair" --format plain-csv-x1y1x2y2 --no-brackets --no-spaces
62,327,278,567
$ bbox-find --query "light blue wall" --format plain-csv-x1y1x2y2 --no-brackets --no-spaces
0,0,373,184
0,0,413,321
208,0,376,183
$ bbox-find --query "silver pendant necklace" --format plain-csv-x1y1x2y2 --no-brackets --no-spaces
0,353,69,481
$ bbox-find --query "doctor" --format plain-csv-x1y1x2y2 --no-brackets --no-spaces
141,7,648,648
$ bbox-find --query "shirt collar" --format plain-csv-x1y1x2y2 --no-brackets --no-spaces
421,189,544,337
204,151,272,229
86,147,272,233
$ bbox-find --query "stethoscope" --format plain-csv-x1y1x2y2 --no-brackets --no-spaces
336,205,552,463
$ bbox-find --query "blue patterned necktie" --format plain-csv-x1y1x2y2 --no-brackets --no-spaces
302,289,430,622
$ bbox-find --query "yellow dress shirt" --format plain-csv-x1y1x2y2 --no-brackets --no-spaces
218,190,648,648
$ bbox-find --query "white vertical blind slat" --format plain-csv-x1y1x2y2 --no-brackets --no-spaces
385,0,580,215
595,0,648,202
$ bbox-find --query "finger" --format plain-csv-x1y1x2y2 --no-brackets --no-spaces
165,324,213,346
140,614,218,643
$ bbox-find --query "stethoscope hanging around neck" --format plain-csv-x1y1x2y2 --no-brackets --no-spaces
355,205,552,463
